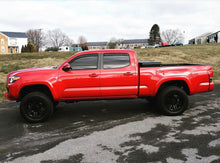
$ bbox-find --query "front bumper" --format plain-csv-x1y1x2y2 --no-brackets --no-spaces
4,92,16,101
4,83,19,101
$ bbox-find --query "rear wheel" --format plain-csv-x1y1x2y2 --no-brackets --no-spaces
20,92,53,123
157,86,188,115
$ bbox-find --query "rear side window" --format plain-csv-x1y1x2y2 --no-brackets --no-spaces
103,53,130,69
69,54,98,70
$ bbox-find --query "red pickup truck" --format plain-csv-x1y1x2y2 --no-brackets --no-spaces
5,50,214,122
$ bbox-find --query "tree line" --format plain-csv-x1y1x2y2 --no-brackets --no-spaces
148,24,184,45
23,28,84,53
23,25,185,53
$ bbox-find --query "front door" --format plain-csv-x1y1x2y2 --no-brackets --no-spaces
59,53,101,99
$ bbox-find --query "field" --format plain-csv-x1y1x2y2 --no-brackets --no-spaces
0,44,220,101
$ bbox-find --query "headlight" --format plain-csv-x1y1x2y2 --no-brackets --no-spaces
9,76,20,83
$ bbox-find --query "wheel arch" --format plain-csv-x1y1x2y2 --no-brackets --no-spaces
156,80,190,96
18,84,54,101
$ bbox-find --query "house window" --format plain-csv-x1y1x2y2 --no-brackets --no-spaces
1,46,5,52
1,39,4,44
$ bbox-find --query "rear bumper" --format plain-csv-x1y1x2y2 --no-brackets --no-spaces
209,82,214,92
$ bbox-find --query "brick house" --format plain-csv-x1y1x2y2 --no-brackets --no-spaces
0,31,28,54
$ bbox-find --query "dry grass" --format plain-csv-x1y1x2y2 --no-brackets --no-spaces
0,44,219,101
136,44,220,82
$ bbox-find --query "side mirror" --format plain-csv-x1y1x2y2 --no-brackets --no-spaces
62,63,71,71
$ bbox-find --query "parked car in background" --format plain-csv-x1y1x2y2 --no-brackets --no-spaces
161,42,169,47
146,45,155,48
58,46,74,52
173,42,183,46
155,44,161,48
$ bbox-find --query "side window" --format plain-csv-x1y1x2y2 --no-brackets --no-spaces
69,54,98,70
103,53,130,69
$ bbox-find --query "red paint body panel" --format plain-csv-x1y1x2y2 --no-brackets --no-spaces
5,50,214,101
58,69,101,99
138,65,213,96
100,51,139,97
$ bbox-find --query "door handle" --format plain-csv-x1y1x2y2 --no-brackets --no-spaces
124,72,133,76
89,73,98,77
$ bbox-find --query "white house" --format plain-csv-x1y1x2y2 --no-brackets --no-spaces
0,31,28,54
207,31,220,43
189,32,212,45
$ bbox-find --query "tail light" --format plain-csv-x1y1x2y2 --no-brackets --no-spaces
208,68,213,83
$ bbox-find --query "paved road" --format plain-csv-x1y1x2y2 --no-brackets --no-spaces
0,85,220,163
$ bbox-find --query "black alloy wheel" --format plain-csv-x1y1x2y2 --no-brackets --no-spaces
157,86,188,115
20,92,53,123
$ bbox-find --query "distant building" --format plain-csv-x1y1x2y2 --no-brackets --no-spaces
196,32,213,44
0,31,28,54
189,31,220,45
86,39,148,50
207,31,220,43
189,32,212,45
118,39,148,49
87,42,108,50
188,38,195,45
72,39,148,51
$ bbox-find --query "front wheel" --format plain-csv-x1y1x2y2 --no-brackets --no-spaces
20,92,53,123
156,86,188,116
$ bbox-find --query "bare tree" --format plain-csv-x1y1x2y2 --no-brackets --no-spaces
26,29,44,51
78,36,88,50
161,29,184,44
46,29,73,47
78,36,87,45
108,37,117,49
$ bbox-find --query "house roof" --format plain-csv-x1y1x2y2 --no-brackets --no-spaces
207,31,220,38
195,32,213,39
0,31,27,38
120,39,148,44
87,42,108,46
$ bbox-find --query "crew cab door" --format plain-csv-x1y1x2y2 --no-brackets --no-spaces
100,53,138,97
58,53,101,99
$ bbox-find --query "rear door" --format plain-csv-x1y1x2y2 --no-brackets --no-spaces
100,53,138,97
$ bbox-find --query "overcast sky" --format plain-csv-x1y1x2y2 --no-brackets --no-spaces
0,0,220,43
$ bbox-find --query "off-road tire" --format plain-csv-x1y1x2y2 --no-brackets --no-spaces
20,92,53,123
156,86,188,115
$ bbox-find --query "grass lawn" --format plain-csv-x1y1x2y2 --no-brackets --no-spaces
0,44,219,101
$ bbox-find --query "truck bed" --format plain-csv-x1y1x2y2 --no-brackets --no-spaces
139,61,205,67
